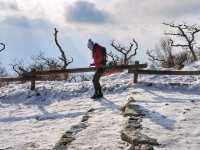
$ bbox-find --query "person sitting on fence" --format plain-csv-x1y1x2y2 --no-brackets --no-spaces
88,39,107,99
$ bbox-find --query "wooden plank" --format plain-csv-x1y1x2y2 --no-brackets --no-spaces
22,64,148,76
0,64,147,83
0,77,43,82
129,69,200,75
0,77,26,82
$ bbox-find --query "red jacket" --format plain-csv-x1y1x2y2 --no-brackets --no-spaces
92,44,105,68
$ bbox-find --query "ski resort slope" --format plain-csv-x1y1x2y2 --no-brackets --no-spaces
0,71,200,150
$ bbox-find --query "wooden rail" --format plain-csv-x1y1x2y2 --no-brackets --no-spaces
128,69,200,75
22,64,148,76
0,76,43,82
0,63,147,90
128,69,200,83
0,77,25,82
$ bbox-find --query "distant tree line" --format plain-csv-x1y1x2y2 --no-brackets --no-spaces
147,22,200,69
10,28,73,77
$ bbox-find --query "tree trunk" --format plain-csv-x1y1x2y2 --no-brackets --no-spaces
189,45,197,61
124,55,128,65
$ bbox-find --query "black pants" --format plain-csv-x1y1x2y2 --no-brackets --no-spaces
92,67,105,96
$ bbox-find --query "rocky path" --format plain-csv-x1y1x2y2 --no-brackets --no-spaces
59,96,129,150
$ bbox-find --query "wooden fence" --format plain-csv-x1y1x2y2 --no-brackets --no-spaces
129,69,200,83
22,64,147,76
2,63,200,90
0,63,147,90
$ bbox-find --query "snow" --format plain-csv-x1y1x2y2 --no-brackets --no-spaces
183,61,200,71
134,85,200,150
0,71,200,149
68,95,127,150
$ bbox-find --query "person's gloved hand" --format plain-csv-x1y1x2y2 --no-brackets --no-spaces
90,63,95,67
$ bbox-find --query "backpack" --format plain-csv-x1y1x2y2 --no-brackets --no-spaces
93,43,107,66
101,46,107,65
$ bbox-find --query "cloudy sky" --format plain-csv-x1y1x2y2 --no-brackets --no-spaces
0,0,200,72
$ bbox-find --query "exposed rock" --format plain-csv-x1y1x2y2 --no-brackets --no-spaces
131,91,141,95
125,122,141,130
128,97,136,103
87,108,95,113
121,129,139,144
54,122,89,149
81,115,90,122
129,116,142,121
121,130,158,146
145,83,153,87
136,133,159,145
129,144,154,150
21,142,40,149
121,98,136,112
123,104,144,117
120,105,126,112
71,122,88,134
59,136,75,145
54,131,75,150
62,131,74,138
121,98,159,150
124,117,142,130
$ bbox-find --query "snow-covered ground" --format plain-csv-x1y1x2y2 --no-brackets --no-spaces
0,70,200,150
133,85,200,150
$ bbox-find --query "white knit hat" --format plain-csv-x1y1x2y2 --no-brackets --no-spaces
87,39,94,50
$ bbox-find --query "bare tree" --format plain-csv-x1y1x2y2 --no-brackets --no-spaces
0,62,7,77
107,51,120,65
146,49,165,62
0,43,5,52
0,62,7,87
10,28,74,76
163,22,200,61
147,38,175,68
10,59,28,76
111,39,138,65
54,28,73,69
147,37,191,69
0,43,7,77
10,51,63,76
174,51,190,69
31,51,62,71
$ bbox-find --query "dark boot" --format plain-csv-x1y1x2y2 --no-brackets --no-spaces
91,91,103,99
98,89,103,98
91,94,98,99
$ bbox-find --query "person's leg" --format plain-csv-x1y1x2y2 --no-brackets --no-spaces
96,68,105,97
92,67,104,98
92,69,100,97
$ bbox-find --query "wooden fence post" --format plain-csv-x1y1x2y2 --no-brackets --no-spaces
134,61,139,83
30,69,36,90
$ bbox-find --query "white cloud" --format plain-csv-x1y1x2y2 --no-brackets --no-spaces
66,1,109,24
2,0,200,29
1,0,200,68
0,0,18,10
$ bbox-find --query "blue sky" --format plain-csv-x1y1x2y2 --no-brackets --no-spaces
0,0,200,73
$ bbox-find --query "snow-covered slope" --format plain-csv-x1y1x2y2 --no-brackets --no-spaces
0,71,200,150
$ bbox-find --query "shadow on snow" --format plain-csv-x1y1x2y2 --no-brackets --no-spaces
140,105,176,130
0,105,85,123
